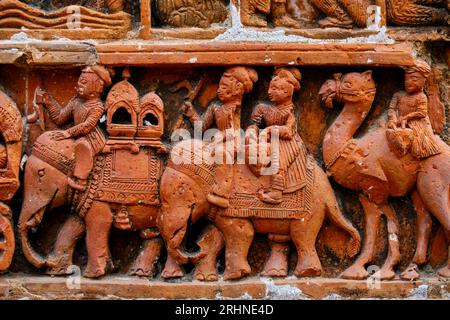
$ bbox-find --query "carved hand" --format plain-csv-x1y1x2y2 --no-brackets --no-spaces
387,120,397,130
182,101,195,117
35,87,50,105
52,130,72,141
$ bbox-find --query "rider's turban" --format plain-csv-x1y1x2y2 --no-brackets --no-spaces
83,65,113,87
274,67,302,91
405,59,431,78
224,67,258,93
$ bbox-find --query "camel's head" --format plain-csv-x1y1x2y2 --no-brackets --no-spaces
319,71,376,108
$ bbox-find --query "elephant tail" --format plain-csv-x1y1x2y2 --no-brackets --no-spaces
326,201,361,258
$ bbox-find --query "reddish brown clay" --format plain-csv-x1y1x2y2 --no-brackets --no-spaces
312,0,448,28
20,66,166,278
159,66,361,281
0,87,22,272
319,60,450,280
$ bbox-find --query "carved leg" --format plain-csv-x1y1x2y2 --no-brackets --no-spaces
379,203,400,280
341,194,382,279
215,215,254,280
84,201,113,278
129,237,163,277
46,215,86,275
401,190,432,280
193,225,225,281
161,254,184,279
417,170,450,277
437,230,450,278
291,219,322,277
261,237,290,277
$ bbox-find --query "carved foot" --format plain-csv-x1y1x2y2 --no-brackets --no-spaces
261,242,289,277
129,239,162,277
272,16,301,29
83,266,106,278
194,262,218,281
341,264,369,279
241,15,268,28
318,17,353,29
223,261,251,280
400,263,421,281
379,268,396,280
45,254,73,276
129,262,157,277
161,257,184,279
294,266,321,277
437,265,450,278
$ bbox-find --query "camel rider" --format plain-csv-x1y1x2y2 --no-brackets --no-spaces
387,59,441,159
183,67,258,208
38,65,112,191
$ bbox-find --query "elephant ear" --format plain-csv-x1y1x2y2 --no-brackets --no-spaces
425,68,445,134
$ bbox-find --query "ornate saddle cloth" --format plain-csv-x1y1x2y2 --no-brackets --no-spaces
73,148,163,217
221,155,315,220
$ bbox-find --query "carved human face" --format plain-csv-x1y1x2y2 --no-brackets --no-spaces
76,71,101,99
217,75,243,103
404,71,426,94
268,77,293,104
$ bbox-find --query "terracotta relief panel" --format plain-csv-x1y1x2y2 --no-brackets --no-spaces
0,57,447,289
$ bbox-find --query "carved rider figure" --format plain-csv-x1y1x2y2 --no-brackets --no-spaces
36,65,112,191
183,67,258,208
247,67,308,204
387,59,442,159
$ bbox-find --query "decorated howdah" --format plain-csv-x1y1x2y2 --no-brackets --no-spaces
0,0,448,301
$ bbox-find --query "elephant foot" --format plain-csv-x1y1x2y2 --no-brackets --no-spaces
400,263,421,281
194,266,218,282
223,261,251,281
45,254,74,276
341,263,369,280
294,266,321,278
161,256,184,279
379,268,396,280
130,265,156,277
437,265,450,278
261,242,289,277
129,239,162,278
83,265,106,278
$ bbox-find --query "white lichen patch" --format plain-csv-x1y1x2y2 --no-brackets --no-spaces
407,284,429,300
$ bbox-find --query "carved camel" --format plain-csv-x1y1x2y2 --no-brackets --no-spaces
319,70,450,279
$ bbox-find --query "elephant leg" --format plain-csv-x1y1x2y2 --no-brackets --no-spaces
401,190,432,280
47,215,86,275
261,235,290,277
161,254,184,279
291,219,322,277
193,225,224,281
129,237,163,277
379,203,400,280
84,201,113,278
341,194,382,280
215,215,254,280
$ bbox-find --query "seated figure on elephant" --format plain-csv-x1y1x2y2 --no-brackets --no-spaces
34,65,112,191
159,66,361,281
20,67,167,279
247,67,308,206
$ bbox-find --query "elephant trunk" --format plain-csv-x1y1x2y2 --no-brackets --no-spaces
19,222,47,268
